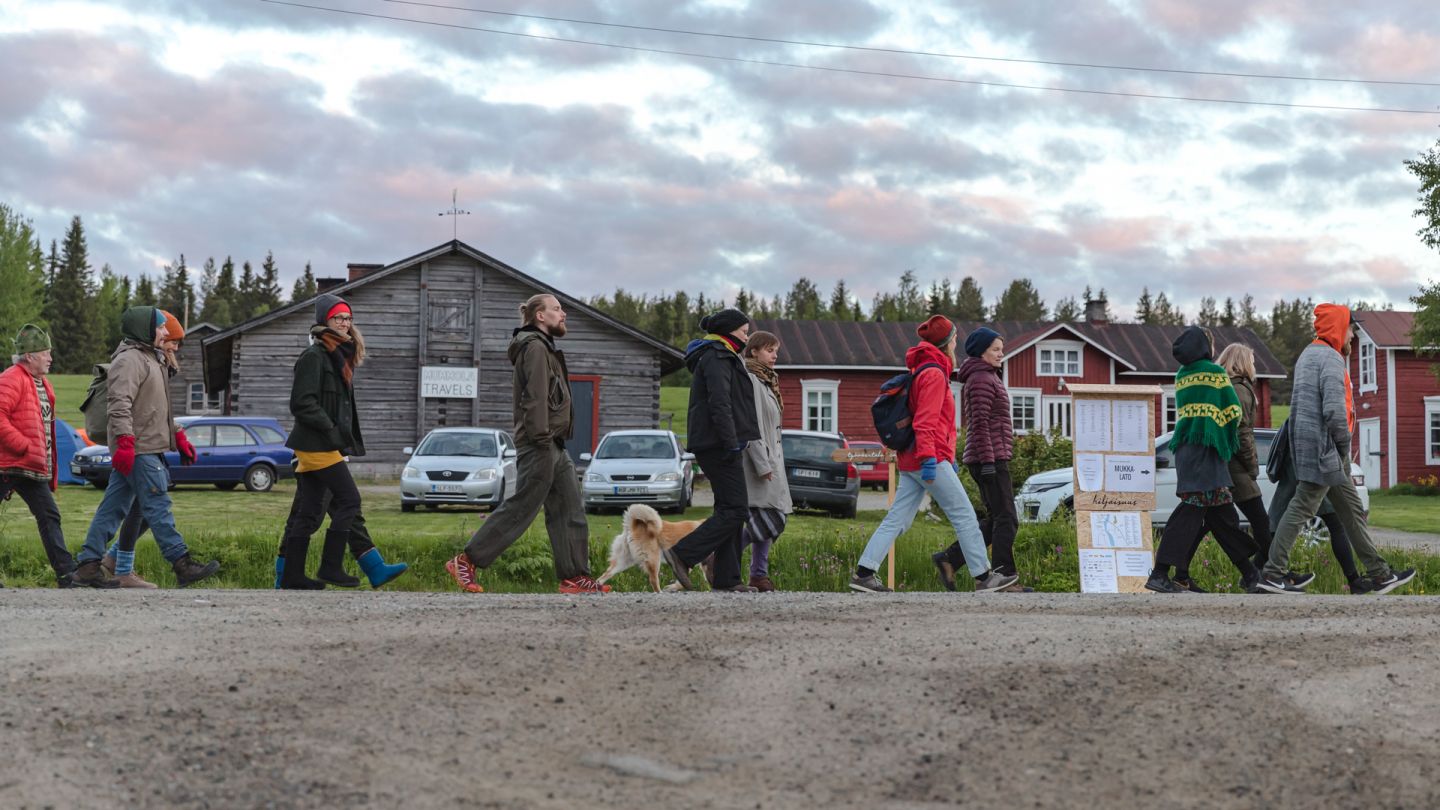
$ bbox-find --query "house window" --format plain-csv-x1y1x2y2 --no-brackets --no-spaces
801,379,839,434
1162,387,1178,434
1358,337,1377,392
1010,389,1039,433
188,383,223,415
951,381,964,429
1427,399,1440,466
429,298,472,334
1043,396,1073,438
1037,340,1082,377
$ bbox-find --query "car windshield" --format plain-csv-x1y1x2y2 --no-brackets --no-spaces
416,433,497,457
782,434,842,464
596,435,675,460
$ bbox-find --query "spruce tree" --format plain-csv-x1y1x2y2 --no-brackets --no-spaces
256,251,283,315
954,276,986,320
94,264,130,350
201,257,238,326
784,277,822,319
1222,297,1238,327
1136,287,1156,324
1052,296,1081,322
828,280,853,320
199,256,218,317
1197,296,1221,325
158,254,196,326
992,279,1046,321
733,289,754,318
290,261,317,303
237,260,258,319
48,216,101,372
1153,292,1185,326
133,275,157,308
0,204,47,361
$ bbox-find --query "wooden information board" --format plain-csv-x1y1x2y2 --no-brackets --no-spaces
832,446,899,588
1066,384,1163,593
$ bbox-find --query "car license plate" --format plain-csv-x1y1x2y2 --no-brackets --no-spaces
430,483,464,493
614,486,647,495
70,464,82,475
793,468,822,478
856,464,874,471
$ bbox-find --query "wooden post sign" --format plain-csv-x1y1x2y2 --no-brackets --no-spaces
1065,384,1163,594
832,446,899,588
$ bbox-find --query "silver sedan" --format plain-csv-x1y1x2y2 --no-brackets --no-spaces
400,428,518,512
581,430,694,514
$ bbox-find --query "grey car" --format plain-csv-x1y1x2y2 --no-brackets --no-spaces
400,428,518,512
581,430,695,514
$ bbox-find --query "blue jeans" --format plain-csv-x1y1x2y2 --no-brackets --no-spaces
858,463,991,578
79,454,188,564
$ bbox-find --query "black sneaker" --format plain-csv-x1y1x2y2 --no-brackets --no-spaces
1171,575,1207,593
849,573,892,593
930,551,957,592
661,548,692,591
1347,577,1376,595
1144,571,1188,594
1254,573,1304,594
1370,568,1417,595
1284,571,1316,589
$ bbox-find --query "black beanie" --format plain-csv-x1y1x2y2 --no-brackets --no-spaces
1172,325,1212,365
700,308,750,336
314,293,350,326
964,327,1001,358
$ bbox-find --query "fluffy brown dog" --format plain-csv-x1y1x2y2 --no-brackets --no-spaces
595,503,702,592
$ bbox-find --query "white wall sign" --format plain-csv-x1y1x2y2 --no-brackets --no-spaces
421,366,478,399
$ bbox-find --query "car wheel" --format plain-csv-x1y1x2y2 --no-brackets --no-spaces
838,501,858,519
401,503,415,513
680,480,693,510
215,482,239,491
493,476,506,509
244,464,276,493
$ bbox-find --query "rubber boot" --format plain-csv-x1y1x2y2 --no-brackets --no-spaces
280,535,324,590
273,556,284,590
316,530,360,588
357,548,409,589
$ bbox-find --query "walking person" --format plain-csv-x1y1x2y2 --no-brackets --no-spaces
277,294,408,590
73,306,220,588
1256,304,1414,594
850,316,1016,594
0,324,85,588
931,327,1025,592
1146,326,1263,594
738,330,791,592
661,308,762,593
444,294,605,594
1264,417,1368,592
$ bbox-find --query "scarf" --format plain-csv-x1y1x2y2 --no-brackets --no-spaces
311,325,357,386
704,333,744,354
1169,358,1242,461
745,357,783,413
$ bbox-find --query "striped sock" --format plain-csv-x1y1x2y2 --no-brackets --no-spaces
115,550,136,576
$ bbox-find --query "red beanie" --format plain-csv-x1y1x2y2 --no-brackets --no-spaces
325,301,352,321
916,315,954,346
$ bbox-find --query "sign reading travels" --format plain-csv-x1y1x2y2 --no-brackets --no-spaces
1066,383,1163,594
421,366,478,399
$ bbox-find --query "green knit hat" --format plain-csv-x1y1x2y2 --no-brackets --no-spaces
13,324,51,355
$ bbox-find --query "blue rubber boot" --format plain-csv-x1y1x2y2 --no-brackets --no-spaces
357,548,408,588
273,556,284,590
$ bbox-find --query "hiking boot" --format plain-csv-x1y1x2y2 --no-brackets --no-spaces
661,548,692,591
445,553,484,593
172,555,221,588
1369,568,1416,595
115,572,158,590
102,555,116,574
559,576,610,594
930,551,957,592
1144,571,1188,594
749,575,776,592
1284,571,1316,590
714,582,759,593
975,570,1019,592
56,570,81,589
849,573,891,593
1254,573,1304,594
1171,575,1207,593
72,560,120,589
1347,576,1376,595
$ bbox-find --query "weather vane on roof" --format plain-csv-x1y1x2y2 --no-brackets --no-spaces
438,189,470,240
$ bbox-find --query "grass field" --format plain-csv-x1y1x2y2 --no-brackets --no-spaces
1366,491,1438,534
46,372,92,429
1270,404,1289,426
659,386,687,441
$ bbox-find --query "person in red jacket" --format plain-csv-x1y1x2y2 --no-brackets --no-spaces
849,316,1018,594
931,327,1025,591
0,325,87,588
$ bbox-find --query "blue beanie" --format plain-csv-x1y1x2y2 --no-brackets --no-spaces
964,327,1001,358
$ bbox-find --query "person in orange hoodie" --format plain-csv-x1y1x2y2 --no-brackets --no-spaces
1257,304,1414,594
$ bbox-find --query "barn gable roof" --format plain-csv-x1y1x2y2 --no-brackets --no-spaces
1352,310,1422,349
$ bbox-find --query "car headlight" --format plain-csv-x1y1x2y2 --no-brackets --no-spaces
585,472,604,482
1021,481,1067,495
96,455,112,464
403,466,418,479
654,472,681,482
468,468,497,482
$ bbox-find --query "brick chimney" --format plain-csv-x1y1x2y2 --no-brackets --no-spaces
1085,296,1109,325
347,263,383,282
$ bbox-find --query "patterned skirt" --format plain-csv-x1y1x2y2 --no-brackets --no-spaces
744,507,788,545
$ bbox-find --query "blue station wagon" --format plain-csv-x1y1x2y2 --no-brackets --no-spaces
70,416,297,492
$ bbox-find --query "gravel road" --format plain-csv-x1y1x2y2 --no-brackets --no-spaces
3,589,1438,808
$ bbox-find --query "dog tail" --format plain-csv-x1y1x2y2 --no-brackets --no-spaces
624,503,663,540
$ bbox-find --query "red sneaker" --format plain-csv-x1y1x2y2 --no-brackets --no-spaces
445,553,484,593
559,575,611,594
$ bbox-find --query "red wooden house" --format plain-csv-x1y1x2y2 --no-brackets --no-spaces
753,311,1282,446
1349,310,1440,489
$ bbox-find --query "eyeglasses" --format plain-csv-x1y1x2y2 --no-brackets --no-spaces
330,316,353,323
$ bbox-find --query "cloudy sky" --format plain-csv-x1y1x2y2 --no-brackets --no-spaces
3,0,1439,318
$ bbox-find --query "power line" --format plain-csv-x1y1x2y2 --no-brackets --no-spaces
258,0,1440,115
383,0,1440,89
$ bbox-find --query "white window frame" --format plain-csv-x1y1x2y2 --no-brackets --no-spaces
1036,340,1083,377
1358,336,1377,393
1426,397,1440,466
950,381,964,429
1009,388,1041,434
188,383,223,415
1042,395,1073,439
1161,385,1178,435
800,379,840,434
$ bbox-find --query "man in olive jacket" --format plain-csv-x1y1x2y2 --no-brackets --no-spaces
446,294,606,594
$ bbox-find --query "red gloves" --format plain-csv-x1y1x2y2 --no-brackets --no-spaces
176,428,197,466
113,435,136,476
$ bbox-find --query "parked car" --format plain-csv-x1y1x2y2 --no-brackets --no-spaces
581,430,694,514
69,416,295,492
781,429,859,519
1015,428,1370,529
845,440,892,490
400,427,518,512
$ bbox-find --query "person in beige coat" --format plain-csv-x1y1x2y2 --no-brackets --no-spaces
739,330,792,591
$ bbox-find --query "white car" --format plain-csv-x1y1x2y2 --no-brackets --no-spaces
400,428,518,512
581,430,695,514
1016,429,1370,528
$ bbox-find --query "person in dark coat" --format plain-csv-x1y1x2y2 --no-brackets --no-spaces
277,294,407,589
662,308,762,592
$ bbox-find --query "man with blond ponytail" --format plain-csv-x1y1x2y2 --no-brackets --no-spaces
445,294,607,594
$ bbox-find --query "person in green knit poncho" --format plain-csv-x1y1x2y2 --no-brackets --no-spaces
1147,326,1266,594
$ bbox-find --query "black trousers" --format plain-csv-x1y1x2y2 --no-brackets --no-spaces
1178,495,1270,576
1155,501,1258,577
1,476,75,577
939,460,1018,576
671,449,748,589
279,462,364,558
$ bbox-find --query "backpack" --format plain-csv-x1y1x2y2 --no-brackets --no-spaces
79,363,112,444
871,362,943,450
